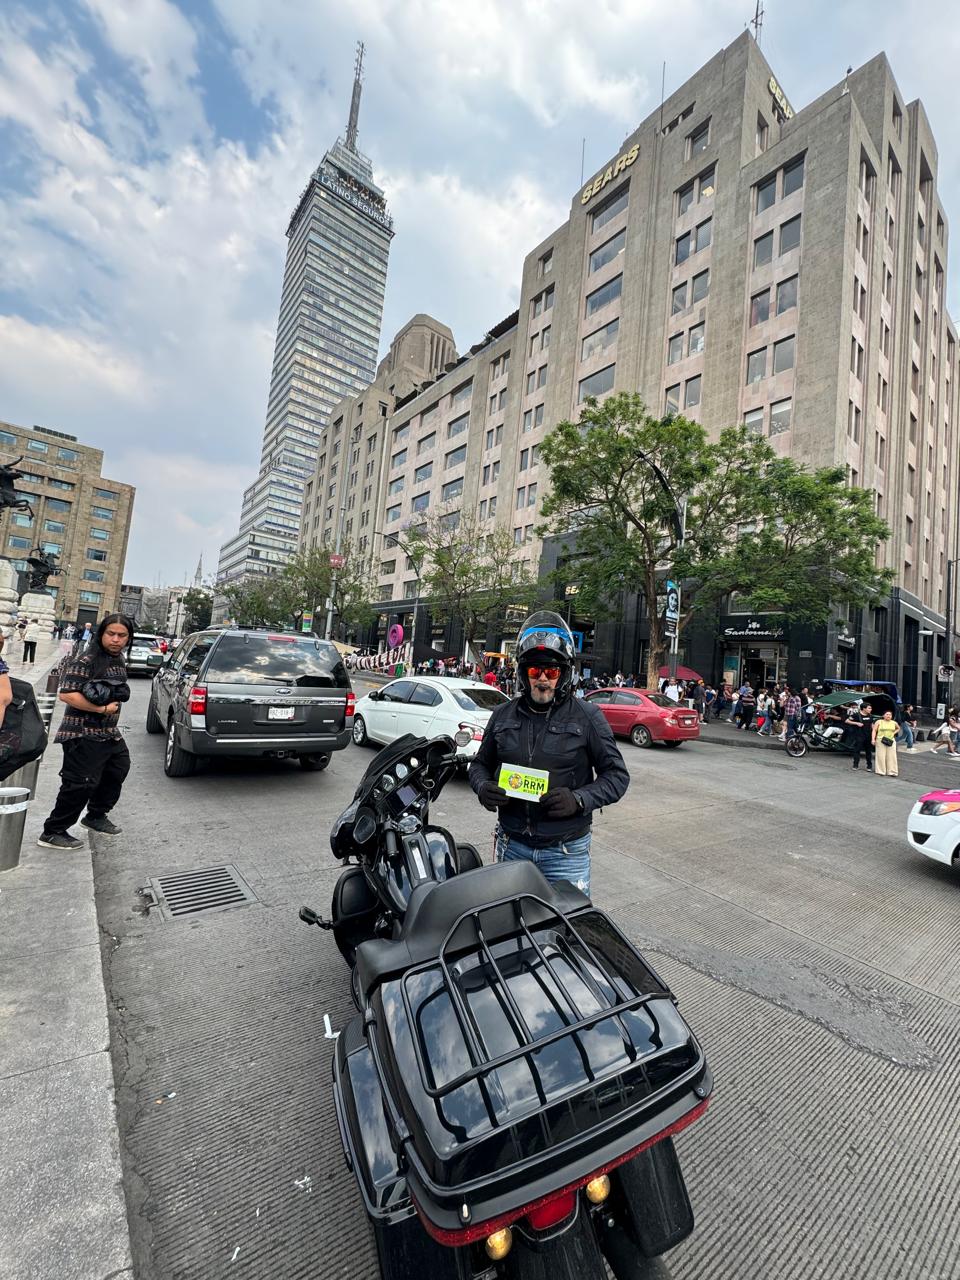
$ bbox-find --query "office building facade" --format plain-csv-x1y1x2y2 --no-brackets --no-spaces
304,35,960,705
0,420,134,626
215,48,393,605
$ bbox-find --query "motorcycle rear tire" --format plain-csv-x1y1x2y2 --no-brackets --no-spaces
785,736,807,758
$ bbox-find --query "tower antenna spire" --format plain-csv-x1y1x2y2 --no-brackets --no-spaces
751,0,764,46
346,41,364,152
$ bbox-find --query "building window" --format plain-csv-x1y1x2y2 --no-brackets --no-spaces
386,504,401,523
585,274,622,317
756,175,776,214
684,376,702,408
0,431,15,446
519,449,529,471
687,120,710,157
451,380,473,406
589,228,626,273
772,335,795,374
750,289,770,326
8,536,29,550
541,325,551,349
388,477,404,496
780,215,801,255
83,569,105,583
667,333,684,365
769,398,792,435
79,591,102,605
582,317,619,361
526,371,536,395
677,181,694,216
851,339,864,380
746,349,767,385
26,440,48,453
847,401,861,442
417,432,436,455
675,231,691,265
441,477,464,503
93,488,117,502
698,167,716,199
783,156,805,197
695,218,712,251
44,520,65,534
86,548,107,562
578,364,616,403
393,422,410,443
754,232,774,268
776,275,798,314
537,365,547,388
447,413,469,438
411,493,430,514
671,282,687,314
665,385,681,415
12,513,32,527
744,408,764,434
688,323,705,355
592,184,629,232
47,499,72,513
516,486,526,509
391,448,407,469
58,447,79,462
491,351,510,379
538,250,553,277
532,285,555,318
522,410,532,432
905,515,913,545
756,113,769,153
445,444,467,469
692,269,709,302
90,528,109,541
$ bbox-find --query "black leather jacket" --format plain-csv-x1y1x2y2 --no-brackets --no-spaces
468,694,630,846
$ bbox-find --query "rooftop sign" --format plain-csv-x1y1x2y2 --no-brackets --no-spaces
580,143,639,205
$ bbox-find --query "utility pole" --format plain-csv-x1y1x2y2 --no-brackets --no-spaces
636,449,685,680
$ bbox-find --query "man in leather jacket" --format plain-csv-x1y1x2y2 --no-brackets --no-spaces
468,612,629,896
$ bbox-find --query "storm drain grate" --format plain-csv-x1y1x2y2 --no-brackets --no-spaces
142,864,259,922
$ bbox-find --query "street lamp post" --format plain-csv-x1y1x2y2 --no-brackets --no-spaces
636,450,685,679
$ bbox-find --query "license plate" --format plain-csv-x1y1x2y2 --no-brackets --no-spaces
268,706,295,720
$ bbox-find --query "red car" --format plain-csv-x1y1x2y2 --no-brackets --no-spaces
583,688,701,748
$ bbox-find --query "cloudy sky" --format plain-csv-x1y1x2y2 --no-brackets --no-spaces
1,1,959,586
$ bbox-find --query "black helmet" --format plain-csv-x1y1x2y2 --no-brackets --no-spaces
515,610,577,702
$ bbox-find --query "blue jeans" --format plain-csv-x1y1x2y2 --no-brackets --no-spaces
494,828,592,897
898,724,914,748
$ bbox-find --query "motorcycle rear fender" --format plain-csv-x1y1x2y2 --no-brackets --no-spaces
611,1136,694,1258
333,1014,411,1221
503,1198,608,1278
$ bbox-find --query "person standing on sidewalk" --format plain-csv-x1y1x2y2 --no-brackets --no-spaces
872,711,899,776
781,687,802,742
22,618,42,664
846,701,874,771
37,614,133,851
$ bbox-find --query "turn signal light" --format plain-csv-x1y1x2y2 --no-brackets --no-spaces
188,685,207,715
585,1175,611,1204
458,722,484,741
484,1227,512,1260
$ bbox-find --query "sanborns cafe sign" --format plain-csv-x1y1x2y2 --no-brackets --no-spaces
580,143,639,205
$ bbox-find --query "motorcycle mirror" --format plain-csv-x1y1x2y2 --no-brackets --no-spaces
453,728,473,748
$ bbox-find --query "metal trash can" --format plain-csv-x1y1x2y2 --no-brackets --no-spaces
0,786,32,873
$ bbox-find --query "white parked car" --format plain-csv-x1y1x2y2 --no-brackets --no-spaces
351,676,509,761
128,633,164,676
907,789,960,871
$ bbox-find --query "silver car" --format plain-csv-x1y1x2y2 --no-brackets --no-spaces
128,633,165,676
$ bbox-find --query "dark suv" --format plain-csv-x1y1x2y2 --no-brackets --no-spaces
146,628,354,777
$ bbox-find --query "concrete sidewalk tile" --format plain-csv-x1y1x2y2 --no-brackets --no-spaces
0,879,98,959
0,944,108,1076
0,1051,130,1280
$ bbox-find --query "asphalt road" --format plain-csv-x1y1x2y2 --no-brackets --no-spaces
90,677,960,1279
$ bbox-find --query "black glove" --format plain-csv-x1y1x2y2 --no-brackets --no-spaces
541,787,580,819
478,781,510,811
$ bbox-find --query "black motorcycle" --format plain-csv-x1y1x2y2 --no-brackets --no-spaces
302,732,712,1279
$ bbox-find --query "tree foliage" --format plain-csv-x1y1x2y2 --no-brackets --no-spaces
219,576,300,629
281,541,376,640
539,393,893,684
181,588,212,632
399,512,539,655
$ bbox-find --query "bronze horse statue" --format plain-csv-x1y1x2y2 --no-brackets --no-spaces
0,458,35,520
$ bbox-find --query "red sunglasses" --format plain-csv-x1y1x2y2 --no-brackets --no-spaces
527,666,561,681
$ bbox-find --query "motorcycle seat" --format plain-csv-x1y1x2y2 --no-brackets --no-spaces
355,862,590,1000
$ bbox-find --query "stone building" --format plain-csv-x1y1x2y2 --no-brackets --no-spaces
301,34,960,704
0,420,134,628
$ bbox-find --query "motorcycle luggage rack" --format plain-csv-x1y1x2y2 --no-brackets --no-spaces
398,892,668,1112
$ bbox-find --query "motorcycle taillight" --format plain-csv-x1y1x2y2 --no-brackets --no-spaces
525,1189,576,1230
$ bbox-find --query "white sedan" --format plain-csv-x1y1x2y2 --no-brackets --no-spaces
351,676,509,760
907,789,960,871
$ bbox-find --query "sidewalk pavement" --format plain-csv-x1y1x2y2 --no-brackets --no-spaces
697,712,960,788
0,640,132,1280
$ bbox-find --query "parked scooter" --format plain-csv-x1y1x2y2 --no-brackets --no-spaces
301,731,713,1279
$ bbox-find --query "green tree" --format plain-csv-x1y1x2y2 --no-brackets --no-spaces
401,512,539,658
181,588,212,631
281,541,376,639
220,576,299,629
540,392,892,685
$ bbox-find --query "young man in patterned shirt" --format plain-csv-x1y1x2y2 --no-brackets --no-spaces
37,615,133,850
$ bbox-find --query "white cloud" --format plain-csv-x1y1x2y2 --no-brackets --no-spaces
0,316,146,404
